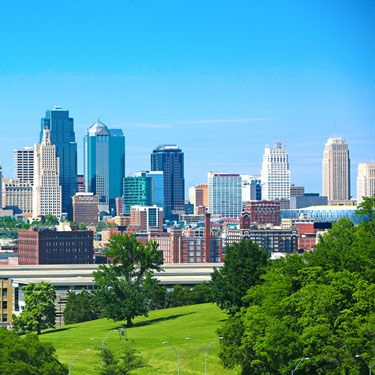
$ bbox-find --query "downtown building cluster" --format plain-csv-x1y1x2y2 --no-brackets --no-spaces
0,106,375,267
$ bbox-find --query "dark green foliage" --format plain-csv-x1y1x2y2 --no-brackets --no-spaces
32,214,59,227
211,240,268,315
356,196,375,222
0,328,67,374
100,342,145,375
168,283,213,307
218,218,375,374
0,216,30,230
63,290,99,324
13,282,56,335
94,234,163,327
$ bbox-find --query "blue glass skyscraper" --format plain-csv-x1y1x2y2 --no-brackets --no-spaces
84,120,125,215
151,145,184,220
135,171,164,209
40,106,77,218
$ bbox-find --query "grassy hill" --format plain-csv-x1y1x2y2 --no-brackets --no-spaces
40,303,236,374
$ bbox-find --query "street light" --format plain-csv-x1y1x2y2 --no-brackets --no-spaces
291,357,310,375
162,341,180,375
204,337,224,375
68,349,91,375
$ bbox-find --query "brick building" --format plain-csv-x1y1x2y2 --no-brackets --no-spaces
18,228,93,265
243,200,281,226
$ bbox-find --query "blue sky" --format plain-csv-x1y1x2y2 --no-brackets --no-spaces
0,1,374,196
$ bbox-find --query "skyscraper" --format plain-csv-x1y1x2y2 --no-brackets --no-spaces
357,163,375,204
84,120,125,214
322,138,350,203
33,127,62,218
208,172,242,218
40,106,77,218
135,171,164,209
123,175,152,215
241,175,262,201
151,145,185,220
261,141,291,200
14,147,34,183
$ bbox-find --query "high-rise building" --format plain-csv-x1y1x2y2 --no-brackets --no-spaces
135,171,164,209
151,145,184,220
40,107,77,218
208,172,242,218
33,127,62,218
357,163,375,204
189,183,208,213
4,178,33,214
123,176,152,215
322,138,350,203
290,193,328,209
241,175,262,201
77,174,85,192
72,192,99,226
84,120,125,214
261,142,291,200
14,147,34,183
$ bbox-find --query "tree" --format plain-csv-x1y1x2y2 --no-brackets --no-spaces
63,290,99,324
13,282,56,335
356,196,375,222
100,342,145,375
217,217,375,374
211,240,268,315
0,328,67,374
94,234,163,327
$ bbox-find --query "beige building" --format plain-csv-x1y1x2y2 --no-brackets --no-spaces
32,127,62,218
0,279,14,327
189,183,208,213
322,138,350,203
357,163,375,204
4,178,33,214
129,205,163,233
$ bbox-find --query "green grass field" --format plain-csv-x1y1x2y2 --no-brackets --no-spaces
40,303,236,374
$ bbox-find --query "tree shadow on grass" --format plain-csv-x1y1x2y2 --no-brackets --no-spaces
41,327,72,335
113,312,196,330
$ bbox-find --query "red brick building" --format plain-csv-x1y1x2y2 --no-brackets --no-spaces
243,200,281,226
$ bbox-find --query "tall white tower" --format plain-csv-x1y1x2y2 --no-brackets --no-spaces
32,127,62,218
261,141,291,200
322,138,350,203
357,163,375,204
14,147,34,183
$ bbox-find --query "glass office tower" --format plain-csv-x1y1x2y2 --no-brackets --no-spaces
40,106,77,218
84,120,125,215
123,176,152,215
151,145,184,220
135,170,164,209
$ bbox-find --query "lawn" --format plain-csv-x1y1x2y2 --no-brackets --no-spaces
40,303,236,374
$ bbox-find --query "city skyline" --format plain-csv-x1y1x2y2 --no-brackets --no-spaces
0,1,374,195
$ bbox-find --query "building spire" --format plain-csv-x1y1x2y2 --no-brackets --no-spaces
42,126,51,145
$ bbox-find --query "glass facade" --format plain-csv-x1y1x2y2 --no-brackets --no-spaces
40,107,77,218
84,120,125,215
280,206,362,224
135,171,164,209
123,176,152,215
151,145,184,220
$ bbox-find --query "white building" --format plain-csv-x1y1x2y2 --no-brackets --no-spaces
208,172,242,218
261,142,291,200
14,147,34,184
241,175,261,202
357,163,375,204
322,138,350,203
32,127,62,218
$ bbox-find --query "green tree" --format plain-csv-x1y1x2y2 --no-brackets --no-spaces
13,282,56,335
356,196,375,222
100,342,145,375
0,328,67,374
218,217,375,374
63,290,99,324
211,240,268,315
94,234,163,327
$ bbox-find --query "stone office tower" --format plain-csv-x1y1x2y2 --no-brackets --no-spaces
33,127,62,218
40,106,77,218
322,138,350,203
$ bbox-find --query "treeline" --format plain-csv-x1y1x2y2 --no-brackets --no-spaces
212,197,375,374
63,283,214,324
